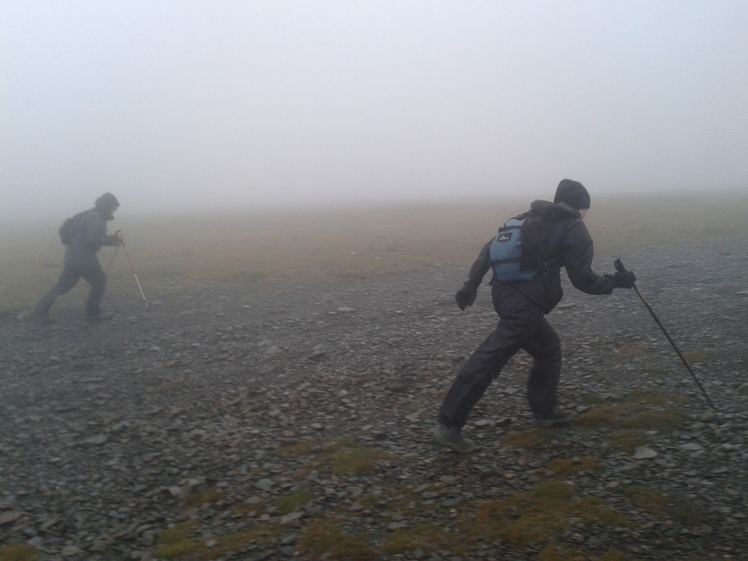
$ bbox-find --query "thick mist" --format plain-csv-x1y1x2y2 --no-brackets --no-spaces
2,1,747,222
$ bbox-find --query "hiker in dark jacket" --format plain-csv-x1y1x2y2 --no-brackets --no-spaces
434,180,636,453
20,193,124,322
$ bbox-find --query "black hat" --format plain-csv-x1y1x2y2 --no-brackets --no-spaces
553,179,590,210
95,193,119,210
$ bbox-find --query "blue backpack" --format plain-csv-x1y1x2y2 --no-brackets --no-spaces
489,217,537,282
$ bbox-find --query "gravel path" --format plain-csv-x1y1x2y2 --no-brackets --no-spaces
1,241,747,560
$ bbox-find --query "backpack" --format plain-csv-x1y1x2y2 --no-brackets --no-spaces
59,212,85,245
489,213,556,282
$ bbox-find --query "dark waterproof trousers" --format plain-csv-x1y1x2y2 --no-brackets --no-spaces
439,283,562,429
33,264,107,319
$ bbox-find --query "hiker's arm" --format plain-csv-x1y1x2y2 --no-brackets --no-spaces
83,213,118,248
561,221,615,295
455,239,493,310
466,239,494,284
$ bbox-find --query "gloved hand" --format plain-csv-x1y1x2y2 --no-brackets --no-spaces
455,279,480,310
613,270,636,289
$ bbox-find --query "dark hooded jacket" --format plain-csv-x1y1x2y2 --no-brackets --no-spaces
467,200,615,313
63,208,119,267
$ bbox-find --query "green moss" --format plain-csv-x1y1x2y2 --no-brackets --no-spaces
154,540,200,559
0,544,43,561
275,440,316,458
466,481,629,549
580,393,603,405
549,456,604,475
383,524,462,555
181,489,225,508
610,431,650,453
313,439,400,475
157,521,199,545
277,490,314,514
683,350,713,363
499,428,557,449
537,544,592,561
218,525,284,552
624,485,704,527
575,392,688,432
297,519,378,560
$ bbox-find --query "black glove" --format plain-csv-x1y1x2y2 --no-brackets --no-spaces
612,270,636,289
455,280,480,310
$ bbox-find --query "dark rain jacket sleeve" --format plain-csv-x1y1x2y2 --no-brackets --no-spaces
466,239,495,284
559,219,615,295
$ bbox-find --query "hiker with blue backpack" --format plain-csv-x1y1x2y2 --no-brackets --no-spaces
434,180,636,453
18,193,124,323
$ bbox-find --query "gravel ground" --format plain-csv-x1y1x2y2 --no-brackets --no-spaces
1,241,747,561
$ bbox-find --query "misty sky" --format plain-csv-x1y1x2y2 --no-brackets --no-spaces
2,1,747,219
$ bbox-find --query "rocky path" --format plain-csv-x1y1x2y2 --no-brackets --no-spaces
1,241,747,560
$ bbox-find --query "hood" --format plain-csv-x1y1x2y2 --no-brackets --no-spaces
528,199,581,220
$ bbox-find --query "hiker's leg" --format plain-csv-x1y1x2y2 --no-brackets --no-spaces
33,267,81,316
438,320,524,429
81,264,107,318
522,318,563,417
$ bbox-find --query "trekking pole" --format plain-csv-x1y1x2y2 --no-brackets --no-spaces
105,232,120,275
121,240,149,308
615,258,714,409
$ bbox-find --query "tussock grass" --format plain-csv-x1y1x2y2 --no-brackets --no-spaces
610,430,651,453
0,544,43,561
623,486,704,527
181,489,224,508
683,350,713,363
3,192,747,313
575,390,688,432
154,521,200,559
465,481,629,549
312,439,400,475
537,544,628,561
275,440,316,458
499,428,558,449
548,456,604,475
277,490,314,514
383,524,463,555
297,519,378,560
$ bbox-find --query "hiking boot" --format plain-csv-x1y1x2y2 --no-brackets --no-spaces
433,424,477,454
535,409,576,428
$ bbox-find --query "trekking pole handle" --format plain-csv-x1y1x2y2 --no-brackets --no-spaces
614,258,627,274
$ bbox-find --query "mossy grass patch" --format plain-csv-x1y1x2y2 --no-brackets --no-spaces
683,349,713,363
537,544,628,561
155,521,283,559
609,430,651,453
275,440,316,458
623,485,704,528
383,524,464,555
0,544,43,561
311,438,400,475
548,456,605,476
154,521,200,559
464,481,630,549
575,390,688,432
181,488,225,508
277,490,314,514
297,519,378,560
499,428,559,449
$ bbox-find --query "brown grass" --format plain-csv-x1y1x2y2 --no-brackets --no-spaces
3,192,747,313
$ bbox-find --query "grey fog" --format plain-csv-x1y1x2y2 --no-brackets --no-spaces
1,1,747,221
